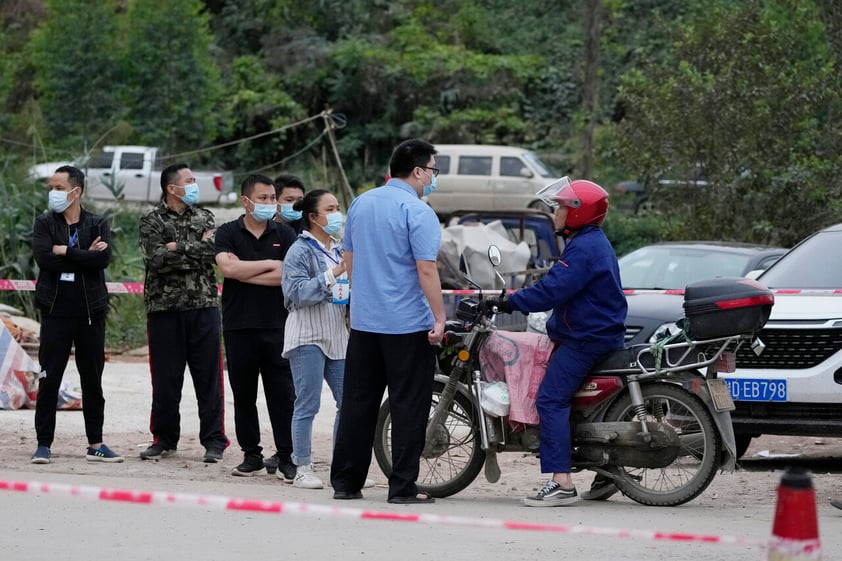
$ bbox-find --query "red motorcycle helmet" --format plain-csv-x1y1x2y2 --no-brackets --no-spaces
537,178,609,230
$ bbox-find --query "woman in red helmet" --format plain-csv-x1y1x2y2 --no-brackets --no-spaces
485,177,628,507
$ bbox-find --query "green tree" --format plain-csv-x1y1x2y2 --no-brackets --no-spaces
121,0,224,152
604,0,842,245
216,55,305,174
28,0,124,148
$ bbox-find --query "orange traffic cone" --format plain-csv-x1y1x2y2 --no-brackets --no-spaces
765,467,822,560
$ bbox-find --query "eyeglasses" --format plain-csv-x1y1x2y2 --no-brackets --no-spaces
420,166,440,177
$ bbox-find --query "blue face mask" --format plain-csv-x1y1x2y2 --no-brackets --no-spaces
423,175,438,197
48,187,78,213
279,203,303,222
319,212,343,235
249,201,277,222
179,184,200,207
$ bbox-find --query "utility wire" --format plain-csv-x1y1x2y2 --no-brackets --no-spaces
160,110,329,161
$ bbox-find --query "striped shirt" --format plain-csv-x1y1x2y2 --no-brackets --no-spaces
282,231,349,359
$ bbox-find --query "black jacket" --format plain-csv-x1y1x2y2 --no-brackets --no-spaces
32,208,111,316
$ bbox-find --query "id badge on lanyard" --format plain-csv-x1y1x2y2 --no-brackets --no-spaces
331,275,349,305
307,238,349,305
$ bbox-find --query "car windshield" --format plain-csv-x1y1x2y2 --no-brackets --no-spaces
619,246,751,290
758,229,842,288
522,152,558,178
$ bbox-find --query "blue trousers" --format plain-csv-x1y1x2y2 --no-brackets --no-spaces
536,342,603,474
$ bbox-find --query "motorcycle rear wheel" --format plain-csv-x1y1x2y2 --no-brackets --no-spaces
603,382,721,506
373,380,485,498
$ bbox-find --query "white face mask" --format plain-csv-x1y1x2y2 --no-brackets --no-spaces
48,187,79,213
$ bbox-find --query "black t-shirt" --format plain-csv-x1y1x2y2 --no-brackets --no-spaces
214,217,296,331
50,223,87,317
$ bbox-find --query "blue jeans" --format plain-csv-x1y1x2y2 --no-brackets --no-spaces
287,345,344,466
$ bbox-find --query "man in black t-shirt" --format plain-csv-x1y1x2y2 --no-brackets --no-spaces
215,174,297,479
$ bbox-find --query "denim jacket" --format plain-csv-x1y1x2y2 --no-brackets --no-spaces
282,232,342,312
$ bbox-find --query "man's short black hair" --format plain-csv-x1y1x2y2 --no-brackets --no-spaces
54,165,85,192
160,162,190,194
274,173,305,197
241,174,275,198
389,139,437,179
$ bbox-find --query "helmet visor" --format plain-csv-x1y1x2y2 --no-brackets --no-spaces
536,176,580,209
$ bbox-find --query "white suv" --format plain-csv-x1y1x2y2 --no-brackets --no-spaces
724,223,842,456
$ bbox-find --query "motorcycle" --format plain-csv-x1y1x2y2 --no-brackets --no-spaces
374,246,774,506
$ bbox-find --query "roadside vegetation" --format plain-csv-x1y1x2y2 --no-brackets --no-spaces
2,0,842,349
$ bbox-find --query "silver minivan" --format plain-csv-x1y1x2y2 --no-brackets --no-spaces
425,145,559,215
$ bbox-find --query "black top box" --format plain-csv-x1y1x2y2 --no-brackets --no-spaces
682,277,774,340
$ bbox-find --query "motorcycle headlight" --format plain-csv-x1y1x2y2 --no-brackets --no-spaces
648,321,682,343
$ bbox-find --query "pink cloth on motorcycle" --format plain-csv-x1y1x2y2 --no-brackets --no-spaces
478,330,553,425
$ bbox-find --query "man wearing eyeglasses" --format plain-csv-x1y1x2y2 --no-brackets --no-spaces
330,138,446,504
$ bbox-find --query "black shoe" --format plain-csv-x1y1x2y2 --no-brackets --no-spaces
276,456,297,483
140,443,176,460
264,452,281,474
333,490,363,500
581,474,620,501
387,491,435,505
203,447,224,463
232,454,267,477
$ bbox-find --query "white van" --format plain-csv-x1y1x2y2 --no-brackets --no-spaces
425,145,559,215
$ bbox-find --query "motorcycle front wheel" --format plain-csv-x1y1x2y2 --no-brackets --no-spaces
604,382,722,506
373,380,485,498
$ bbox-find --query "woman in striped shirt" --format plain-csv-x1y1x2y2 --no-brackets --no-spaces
282,189,349,489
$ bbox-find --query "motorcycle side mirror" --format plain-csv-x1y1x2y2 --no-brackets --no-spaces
488,245,502,267
487,245,507,292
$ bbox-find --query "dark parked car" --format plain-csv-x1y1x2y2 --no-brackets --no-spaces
620,242,787,345
527,241,786,343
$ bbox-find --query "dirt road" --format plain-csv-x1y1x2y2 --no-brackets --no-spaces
1,359,840,560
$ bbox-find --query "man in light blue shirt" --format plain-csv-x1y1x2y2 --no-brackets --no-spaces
330,138,446,504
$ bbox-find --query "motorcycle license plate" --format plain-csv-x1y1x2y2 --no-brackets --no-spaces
707,379,735,412
723,378,788,402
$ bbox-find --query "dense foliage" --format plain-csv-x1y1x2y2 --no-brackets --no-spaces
3,0,842,349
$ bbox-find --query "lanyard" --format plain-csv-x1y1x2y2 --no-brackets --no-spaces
306,238,341,265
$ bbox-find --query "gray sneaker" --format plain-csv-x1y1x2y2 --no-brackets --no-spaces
203,447,224,463
523,480,579,507
831,498,842,510
140,443,176,460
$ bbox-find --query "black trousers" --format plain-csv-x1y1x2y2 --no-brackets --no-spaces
330,329,435,499
147,308,228,450
223,328,295,457
36,313,106,447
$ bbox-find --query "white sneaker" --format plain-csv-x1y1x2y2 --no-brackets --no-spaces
363,478,376,489
293,464,324,489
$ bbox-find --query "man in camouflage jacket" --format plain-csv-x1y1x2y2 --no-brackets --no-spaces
138,162,229,463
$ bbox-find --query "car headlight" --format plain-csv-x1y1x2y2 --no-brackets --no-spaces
648,321,682,343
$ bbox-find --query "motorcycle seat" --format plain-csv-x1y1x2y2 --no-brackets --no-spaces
592,344,707,375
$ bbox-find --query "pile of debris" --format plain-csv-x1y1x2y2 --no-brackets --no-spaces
1,304,40,350
1,303,81,410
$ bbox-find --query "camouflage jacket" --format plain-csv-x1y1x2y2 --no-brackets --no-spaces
139,202,218,313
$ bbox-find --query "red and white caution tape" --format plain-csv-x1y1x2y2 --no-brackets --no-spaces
2,279,842,296
0,479,763,548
